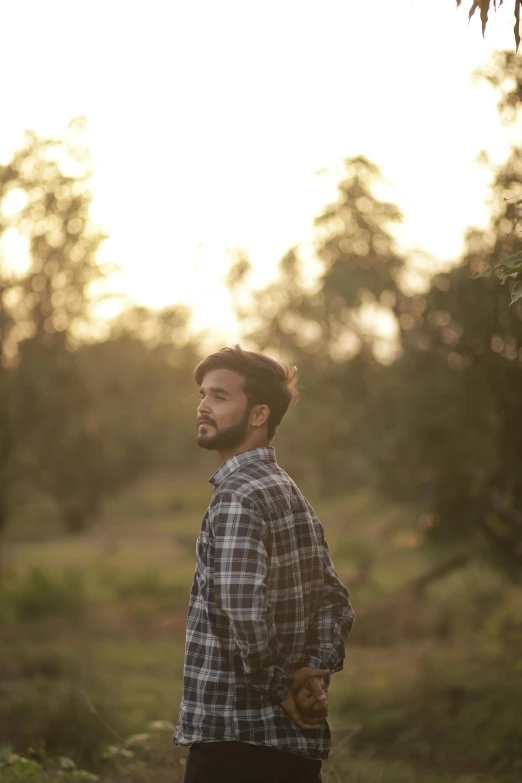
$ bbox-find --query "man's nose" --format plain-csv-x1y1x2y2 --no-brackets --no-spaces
198,397,209,413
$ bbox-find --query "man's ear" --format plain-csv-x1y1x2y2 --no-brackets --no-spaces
252,403,270,428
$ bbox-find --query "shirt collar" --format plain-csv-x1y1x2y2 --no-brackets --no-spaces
209,447,276,487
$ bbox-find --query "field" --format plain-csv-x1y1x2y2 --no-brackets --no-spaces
1,467,521,783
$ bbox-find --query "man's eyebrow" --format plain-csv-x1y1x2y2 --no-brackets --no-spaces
199,386,233,397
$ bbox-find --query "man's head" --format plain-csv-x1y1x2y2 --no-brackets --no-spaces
194,345,298,455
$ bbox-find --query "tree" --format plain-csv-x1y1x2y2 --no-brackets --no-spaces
229,157,406,493
75,305,204,510
356,52,522,577
474,51,522,290
0,119,109,541
229,53,522,576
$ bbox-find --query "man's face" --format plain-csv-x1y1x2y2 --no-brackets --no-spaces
196,368,252,451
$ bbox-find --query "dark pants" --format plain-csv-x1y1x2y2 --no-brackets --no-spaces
183,741,323,783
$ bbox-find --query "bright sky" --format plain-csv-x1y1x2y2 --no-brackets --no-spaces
0,0,519,344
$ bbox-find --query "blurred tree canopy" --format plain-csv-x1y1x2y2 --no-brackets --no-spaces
230,52,522,578
3,49,522,585
474,51,522,288
370,50,522,577
0,119,106,542
228,156,406,493
0,122,200,559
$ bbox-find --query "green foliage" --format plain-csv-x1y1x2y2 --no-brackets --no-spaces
0,746,100,782
0,122,202,546
472,52,522,289
337,618,522,779
228,157,406,494
374,73,522,574
0,720,505,783
75,311,202,495
3,42,522,783
227,51,522,578
0,642,129,768
0,748,43,783
114,567,188,609
473,53,522,289
233,156,404,363
0,120,109,540
1,484,520,782
476,250,522,298
0,567,86,622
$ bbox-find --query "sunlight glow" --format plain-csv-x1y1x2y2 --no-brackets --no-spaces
0,0,518,344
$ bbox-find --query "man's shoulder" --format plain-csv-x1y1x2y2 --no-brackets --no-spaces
212,462,306,511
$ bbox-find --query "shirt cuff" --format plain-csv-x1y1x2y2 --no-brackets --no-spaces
266,671,296,704
295,656,332,688
244,656,296,704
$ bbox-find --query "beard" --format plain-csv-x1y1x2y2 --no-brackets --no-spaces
196,406,251,451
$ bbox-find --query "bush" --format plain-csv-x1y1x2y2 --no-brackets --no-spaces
0,644,128,769
114,567,188,609
0,722,185,783
0,745,100,782
0,568,87,623
338,640,522,780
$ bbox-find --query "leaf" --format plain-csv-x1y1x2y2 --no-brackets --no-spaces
468,1,479,21
501,250,522,262
474,266,494,279
513,0,520,52
71,771,100,781
468,1,507,37
493,251,522,270
510,280,522,304
479,0,490,35
499,253,522,270
468,1,490,36
148,719,176,732
124,733,150,747
0,746,13,763
473,252,522,279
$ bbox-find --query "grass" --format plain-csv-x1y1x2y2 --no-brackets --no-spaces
1,472,521,782
0,730,509,783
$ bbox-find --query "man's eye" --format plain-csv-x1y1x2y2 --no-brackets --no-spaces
215,396,225,401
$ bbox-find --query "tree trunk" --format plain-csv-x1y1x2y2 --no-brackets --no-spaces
410,553,470,596
0,369,13,587
0,482,7,585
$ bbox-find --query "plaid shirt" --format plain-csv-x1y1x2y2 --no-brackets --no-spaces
173,447,354,760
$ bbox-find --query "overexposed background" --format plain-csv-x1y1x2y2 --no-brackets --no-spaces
1,0,517,341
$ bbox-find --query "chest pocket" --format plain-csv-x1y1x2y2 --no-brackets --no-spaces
195,530,212,591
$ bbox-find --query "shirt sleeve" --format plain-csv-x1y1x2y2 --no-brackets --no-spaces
300,539,355,686
210,490,295,704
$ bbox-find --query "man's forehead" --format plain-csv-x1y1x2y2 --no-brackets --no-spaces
200,368,245,392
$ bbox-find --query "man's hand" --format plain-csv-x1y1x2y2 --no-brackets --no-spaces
279,667,330,731
294,676,329,720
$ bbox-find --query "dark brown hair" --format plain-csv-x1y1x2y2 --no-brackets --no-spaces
194,345,299,439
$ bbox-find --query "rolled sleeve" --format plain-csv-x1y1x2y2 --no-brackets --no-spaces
303,540,355,680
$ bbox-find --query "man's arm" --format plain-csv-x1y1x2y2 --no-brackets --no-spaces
211,490,295,703
300,539,355,688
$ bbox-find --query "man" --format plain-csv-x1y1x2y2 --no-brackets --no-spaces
173,346,355,783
